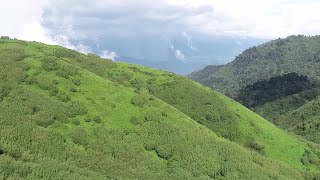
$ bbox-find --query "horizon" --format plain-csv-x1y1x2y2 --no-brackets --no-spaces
2,0,320,74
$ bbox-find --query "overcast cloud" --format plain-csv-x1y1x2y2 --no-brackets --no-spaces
2,0,320,41
1,0,320,55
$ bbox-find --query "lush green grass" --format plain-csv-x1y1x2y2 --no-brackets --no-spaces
0,38,320,179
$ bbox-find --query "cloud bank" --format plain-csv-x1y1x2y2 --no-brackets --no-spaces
1,0,320,52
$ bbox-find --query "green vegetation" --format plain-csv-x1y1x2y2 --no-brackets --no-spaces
0,38,320,179
189,35,320,97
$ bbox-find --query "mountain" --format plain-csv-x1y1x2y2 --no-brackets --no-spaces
189,35,320,147
1,38,320,179
189,35,320,97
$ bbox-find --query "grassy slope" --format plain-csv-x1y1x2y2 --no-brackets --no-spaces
95,61,320,171
0,39,319,179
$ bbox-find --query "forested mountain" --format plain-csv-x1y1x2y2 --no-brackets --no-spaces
189,35,320,148
236,73,316,108
1,38,320,179
189,35,320,97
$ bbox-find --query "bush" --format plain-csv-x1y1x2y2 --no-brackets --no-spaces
130,116,143,125
56,69,69,79
93,116,102,123
72,128,88,146
57,92,70,102
130,95,146,107
72,79,81,86
49,87,59,96
245,139,265,154
72,119,80,125
42,57,60,71
84,117,92,122
67,101,87,117
55,48,79,58
62,64,79,76
35,75,55,90
69,87,77,93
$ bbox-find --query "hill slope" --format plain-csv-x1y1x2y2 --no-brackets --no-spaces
0,39,320,179
189,35,320,97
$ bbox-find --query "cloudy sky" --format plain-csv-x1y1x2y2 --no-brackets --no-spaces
1,0,320,73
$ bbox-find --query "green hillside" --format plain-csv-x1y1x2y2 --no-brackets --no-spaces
189,35,320,97
1,38,320,179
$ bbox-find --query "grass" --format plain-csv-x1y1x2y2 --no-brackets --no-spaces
0,38,319,179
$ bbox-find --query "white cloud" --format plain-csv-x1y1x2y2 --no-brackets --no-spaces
101,50,118,61
0,0,54,43
174,49,185,60
2,0,320,44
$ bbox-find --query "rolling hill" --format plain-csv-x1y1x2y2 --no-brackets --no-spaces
1,38,320,179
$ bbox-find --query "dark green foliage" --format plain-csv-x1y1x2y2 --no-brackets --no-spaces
130,94,147,107
56,91,70,102
72,128,89,146
35,75,56,91
130,116,143,125
56,69,69,79
0,36,10,40
61,64,79,76
55,48,79,59
84,117,92,122
42,56,60,71
72,119,80,125
245,139,266,155
93,116,102,123
237,73,315,108
69,87,77,92
0,47,26,61
254,87,320,123
66,101,87,118
72,79,81,86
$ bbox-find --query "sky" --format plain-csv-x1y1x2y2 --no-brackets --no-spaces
1,0,320,72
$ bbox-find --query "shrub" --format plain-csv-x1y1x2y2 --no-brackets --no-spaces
144,111,161,122
93,116,102,123
130,116,143,125
67,101,87,117
55,48,79,58
56,69,69,79
35,75,55,90
69,87,77,93
49,87,59,96
42,57,60,71
72,128,88,146
245,139,265,154
72,79,81,86
72,119,80,125
34,112,56,128
62,64,79,76
130,95,146,107
57,92,70,102
84,117,92,122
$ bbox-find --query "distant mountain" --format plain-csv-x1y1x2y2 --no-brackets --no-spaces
189,35,320,96
78,33,264,75
1,38,320,179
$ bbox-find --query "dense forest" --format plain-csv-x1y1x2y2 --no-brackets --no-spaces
236,73,316,108
1,38,320,179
